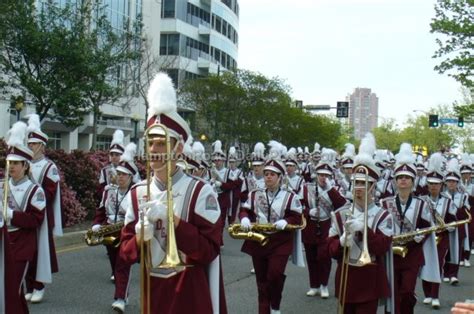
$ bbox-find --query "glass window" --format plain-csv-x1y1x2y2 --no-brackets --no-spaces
46,132,61,150
97,136,112,151
162,0,175,18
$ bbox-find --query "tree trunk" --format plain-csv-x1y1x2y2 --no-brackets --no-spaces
91,103,98,150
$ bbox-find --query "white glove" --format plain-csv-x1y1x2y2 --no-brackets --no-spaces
340,232,354,247
240,217,252,231
135,217,154,242
140,200,167,223
274,219,288,230
7,209,13,220
309,208,318,218
413,231,425,243
91,224,101,232
344,218,364,234
214,181,222,188
446,226,456,232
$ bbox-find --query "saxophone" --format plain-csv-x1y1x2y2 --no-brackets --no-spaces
84,221,124,247
392,208,471,258
228,216,307,246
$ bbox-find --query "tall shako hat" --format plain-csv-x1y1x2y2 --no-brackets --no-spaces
116,143,139,180
374,149,388,171
110,130,125,154
285,147,298,166
192,141,209,169
352,132,380,182
415,154,425,170
426,152,445,184
296,147,304,158
304,146,310,157
211,140,226,161
460,153,472,174
315,148,336,175
445,157,461,181
6,121,34,162
26,114,48,145
251,142,266,166
264,140,286,175
228,146,237,162
312,143,321,156
179,138,200,170
394,143,417,179
146,72,191,143
341,143,355,168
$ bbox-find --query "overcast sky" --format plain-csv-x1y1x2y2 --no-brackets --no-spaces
237,0,462,125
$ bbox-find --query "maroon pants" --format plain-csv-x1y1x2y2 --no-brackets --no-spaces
106,244,132,299
304,242,331,288
343,299,378,314
444,229,465,278
13,261,29,314
422,234,449,298
393,264,419,314
252,254,289,314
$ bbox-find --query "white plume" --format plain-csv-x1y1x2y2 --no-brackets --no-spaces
183,142,192,156
416,154,424,164
321,148,337,164
111,129,124,146
6,121,28,147
427,152,445,174
120,143,137,163
297,147,303,154
212,140,223,154
280,144,288,157
287,147,297,159
147,72,177,118
342,143,355,158
254,142,265,157
395,143,415,165
446,157,460,173
268,140,282,159
461,153,471,166
229,146,236,155
26,114,41,133
192,141,206,162
304,146,309,154
374,149,388,163
354,133,377,166
313,142,320,153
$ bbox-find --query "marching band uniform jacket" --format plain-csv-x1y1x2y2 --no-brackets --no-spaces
240,172,265,205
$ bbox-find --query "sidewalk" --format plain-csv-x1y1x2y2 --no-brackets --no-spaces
54,221,91,251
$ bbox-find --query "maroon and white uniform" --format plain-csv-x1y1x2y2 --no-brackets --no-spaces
299,182,348,291
328,203,393,312
26,157,61,291
464,182,474,261
239,187,302,313
227,167,243,224
120,169,227,314
444,188,471,278
240,172,265,205
420,193,456,299
380,195,431,314
3,177,47,312
212,166,240,229
414,175,428,196
284,173,304,195
0,217,24,313
93,185,132,300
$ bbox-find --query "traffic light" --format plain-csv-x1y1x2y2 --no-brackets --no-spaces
428,114,439,127
458,116,464,127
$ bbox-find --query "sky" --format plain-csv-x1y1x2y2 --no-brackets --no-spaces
237,0,462,126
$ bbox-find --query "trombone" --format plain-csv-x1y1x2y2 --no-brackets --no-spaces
338,166,372,314
140,123,187,314
2,161,10,226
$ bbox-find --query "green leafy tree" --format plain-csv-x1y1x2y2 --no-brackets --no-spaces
0,1,91,127
430,0,474,88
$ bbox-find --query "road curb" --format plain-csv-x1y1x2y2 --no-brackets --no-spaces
54,229,87,250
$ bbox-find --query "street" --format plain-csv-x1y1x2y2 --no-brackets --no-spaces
30,232,474,314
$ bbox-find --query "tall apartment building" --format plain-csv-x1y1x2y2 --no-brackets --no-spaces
0,0,239,152
347,88,379,140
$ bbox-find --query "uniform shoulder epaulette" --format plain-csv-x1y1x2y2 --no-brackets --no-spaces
131,180,147,189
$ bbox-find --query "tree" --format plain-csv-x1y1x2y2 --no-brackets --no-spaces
0,1,91,127
430,0,474,88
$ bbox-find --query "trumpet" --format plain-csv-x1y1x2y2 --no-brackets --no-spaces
228,216,306,246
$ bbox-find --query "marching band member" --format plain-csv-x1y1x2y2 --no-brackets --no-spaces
374,149,395,201
414,154,428,196
239,142,303,314
337,143,355,200
227,147,243,224
328,133,393,313
119,73,226,313
191,141,212,181
92,143,140,312
240,142,266,204
421,152,457,309
24,114,62,303
444,157,471,284
2,121,48,313
300,148,348,299
284,148,304,195
379,143,431,314
302,143,321,183
460,154,473,267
